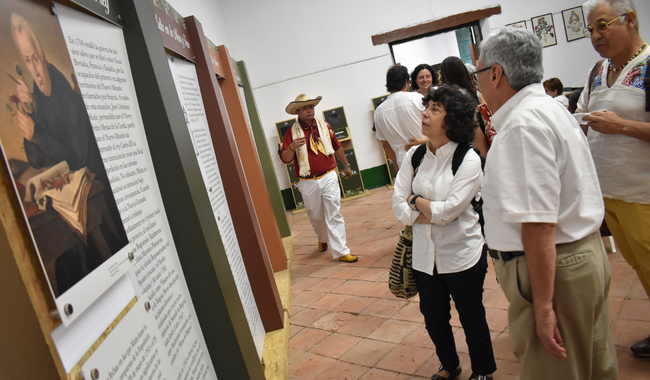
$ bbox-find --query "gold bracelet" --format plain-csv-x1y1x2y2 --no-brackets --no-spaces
289,145,295,151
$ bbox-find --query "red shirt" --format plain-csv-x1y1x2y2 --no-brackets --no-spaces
280,118,341,178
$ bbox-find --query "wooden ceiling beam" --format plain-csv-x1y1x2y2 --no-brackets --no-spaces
371,5,502,45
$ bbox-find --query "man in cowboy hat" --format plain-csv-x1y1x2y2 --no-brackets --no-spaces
280,93,358,262
578,0,650,358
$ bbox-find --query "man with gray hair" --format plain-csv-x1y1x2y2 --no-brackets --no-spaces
578,0,650,358
476,27,618,379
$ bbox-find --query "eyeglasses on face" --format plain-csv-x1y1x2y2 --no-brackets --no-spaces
585,15,624,36
472,65,494,82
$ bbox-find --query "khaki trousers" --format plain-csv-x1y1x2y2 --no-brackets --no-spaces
494,232,618,379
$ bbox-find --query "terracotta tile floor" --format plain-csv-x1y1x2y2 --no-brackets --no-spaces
287,186,650,379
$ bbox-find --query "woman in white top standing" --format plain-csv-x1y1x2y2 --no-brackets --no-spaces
392,85,496,380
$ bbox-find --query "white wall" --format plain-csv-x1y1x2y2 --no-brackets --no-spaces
392,30,461,70
173,0,650,190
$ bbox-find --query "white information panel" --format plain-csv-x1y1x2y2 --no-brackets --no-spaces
167,55,265,357
53,5,217,379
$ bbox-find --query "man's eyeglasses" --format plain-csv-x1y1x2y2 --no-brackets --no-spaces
472,65,494,82
585,15,623,36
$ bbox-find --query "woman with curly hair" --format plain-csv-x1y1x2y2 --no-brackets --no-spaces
439,56,490,157
393,85,496,380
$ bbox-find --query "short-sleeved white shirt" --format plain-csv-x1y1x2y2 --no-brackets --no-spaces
482,84,604,251
392,141,484,275
576,49,650,204
374,91,425,167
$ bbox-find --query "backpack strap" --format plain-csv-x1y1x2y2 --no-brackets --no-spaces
588,59,606,102
450,143,485,236
451,144,485,175
410,143,428,176
451,144,471,175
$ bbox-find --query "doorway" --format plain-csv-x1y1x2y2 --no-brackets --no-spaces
390,22,483,74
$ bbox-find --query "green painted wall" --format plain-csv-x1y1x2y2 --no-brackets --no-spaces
237,61,292,238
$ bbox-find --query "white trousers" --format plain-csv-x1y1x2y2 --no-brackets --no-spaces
298,170,350,258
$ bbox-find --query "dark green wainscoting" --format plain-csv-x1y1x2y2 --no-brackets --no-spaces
280,164,391,210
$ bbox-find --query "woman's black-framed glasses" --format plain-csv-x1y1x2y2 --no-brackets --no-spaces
472,65,494,82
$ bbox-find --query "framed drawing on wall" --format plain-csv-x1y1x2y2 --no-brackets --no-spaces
531,13,557,47
506,20,527,29
562,6,588,42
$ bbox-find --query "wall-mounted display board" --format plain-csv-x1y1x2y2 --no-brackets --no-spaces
166,53,265,356
215,44,288,275
274,118,304,210
0,0,266,378
371,94,397,188
149,0,194,62
236,60,291,239
0,0,132,326
322,107,370,200
205,37,226,79
151,0,283,336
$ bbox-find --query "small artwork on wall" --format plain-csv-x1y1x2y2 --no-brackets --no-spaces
506,20,527,29
531,13,557,47
562,6,588,42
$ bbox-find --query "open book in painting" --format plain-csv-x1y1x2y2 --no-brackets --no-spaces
25,161,95,239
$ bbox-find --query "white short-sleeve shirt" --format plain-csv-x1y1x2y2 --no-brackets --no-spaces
482,83,604,251
374,91,425,167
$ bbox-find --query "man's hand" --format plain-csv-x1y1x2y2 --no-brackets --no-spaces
291,136,306,150
535,306,567,359
584,111,626,135
343,166,352,179
15,109,35,141
521,222,566,359
405,138,428,150
16,77,34,107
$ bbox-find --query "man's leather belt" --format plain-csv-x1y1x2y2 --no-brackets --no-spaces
300,168,335,180
488,249,525,262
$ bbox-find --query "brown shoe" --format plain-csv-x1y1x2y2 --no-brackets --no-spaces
318,242,328,252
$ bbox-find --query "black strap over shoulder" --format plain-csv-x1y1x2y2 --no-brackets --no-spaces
451,143,485,235
451,144,485,175
410,143,428,175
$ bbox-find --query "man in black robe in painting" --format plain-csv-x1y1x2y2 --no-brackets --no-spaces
11,13,127,295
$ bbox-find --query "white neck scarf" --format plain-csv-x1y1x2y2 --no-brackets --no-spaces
291,117,335,177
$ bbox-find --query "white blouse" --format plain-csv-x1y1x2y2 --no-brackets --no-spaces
576,49,650,204
392,141,484,275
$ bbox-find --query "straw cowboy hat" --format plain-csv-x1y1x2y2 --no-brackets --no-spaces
285,93,322,115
